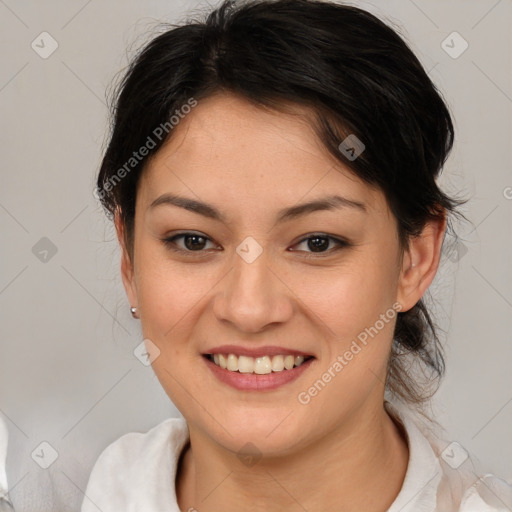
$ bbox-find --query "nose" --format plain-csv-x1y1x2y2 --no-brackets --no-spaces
212,247,294,334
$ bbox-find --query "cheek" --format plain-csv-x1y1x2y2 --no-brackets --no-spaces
133,244,209,350
288,255,399,340
294,262,399,416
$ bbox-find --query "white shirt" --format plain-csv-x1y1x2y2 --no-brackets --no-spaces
0,416,12,505
81,402,512,511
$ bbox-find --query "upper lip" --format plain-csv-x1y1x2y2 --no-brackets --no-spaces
204,345,314,358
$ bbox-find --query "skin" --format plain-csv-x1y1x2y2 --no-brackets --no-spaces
116,92,446,511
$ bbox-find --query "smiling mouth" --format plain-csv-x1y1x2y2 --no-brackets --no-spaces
203,353,315,375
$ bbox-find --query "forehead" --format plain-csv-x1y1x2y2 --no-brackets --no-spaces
139,93,388,217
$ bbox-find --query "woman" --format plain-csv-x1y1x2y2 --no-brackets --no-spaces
82,0,512,510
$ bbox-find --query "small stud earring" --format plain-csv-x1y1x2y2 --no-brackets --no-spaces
130,307,139,319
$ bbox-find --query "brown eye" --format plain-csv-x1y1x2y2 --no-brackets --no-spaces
162,232,218,253
291,234,350,257
305,236,330,252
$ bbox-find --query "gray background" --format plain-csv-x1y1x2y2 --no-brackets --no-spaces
0,0,511,510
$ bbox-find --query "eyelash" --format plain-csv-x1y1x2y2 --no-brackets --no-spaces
161,232,350,258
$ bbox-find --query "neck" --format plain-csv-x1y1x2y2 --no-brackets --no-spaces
176,401,409,512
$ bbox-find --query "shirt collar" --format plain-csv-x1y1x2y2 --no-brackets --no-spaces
385,400,443,512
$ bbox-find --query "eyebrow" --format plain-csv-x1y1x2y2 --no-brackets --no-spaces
148,193,367,223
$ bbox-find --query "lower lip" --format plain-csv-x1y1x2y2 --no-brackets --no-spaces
203,356,314,391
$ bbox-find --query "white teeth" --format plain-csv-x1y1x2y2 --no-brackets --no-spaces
227,354,238,371
295,356,305,366
209,353,310,373
271,355,284,372
284,355,295,370
238,355,254,373
254,356,272,374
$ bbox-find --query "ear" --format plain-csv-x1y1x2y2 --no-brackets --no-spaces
114,209,138,310
396,213,447,313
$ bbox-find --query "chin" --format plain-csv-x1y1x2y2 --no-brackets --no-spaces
201,408,308,457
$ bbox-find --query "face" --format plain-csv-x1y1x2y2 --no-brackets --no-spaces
118,92,440,456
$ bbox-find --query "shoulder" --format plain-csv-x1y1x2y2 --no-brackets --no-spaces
386,400,512,512
457,473,512,511
88,416,188,469
81,417,188,511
